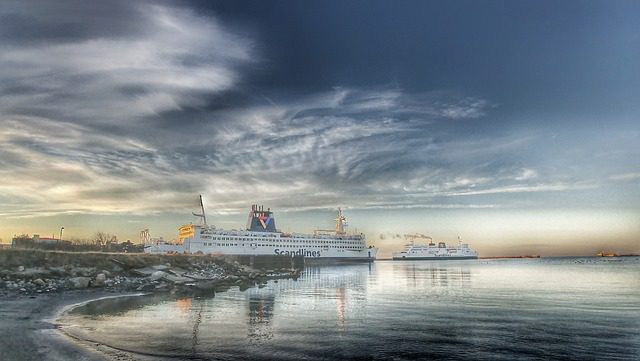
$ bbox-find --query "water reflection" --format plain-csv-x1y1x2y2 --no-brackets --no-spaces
175,297,192,314
247,291,275,344
59,259,640,361
69,293,167,317
242,265,368,342
385,261,472,289
190,303,203,354
336,287,346,331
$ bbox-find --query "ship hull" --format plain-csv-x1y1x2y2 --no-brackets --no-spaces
145,243,378,262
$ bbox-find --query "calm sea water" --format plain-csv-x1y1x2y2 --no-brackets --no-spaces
61,258,640,360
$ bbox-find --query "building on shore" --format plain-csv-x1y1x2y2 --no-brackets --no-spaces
11,234,71,248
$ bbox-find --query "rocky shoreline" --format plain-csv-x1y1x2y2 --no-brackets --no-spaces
0,249,301,297
0,249,303,361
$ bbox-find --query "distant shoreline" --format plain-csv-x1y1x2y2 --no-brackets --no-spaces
480,255,541,259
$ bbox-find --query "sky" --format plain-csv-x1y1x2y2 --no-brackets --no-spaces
0,0,638,257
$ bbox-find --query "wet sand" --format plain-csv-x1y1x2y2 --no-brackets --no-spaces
0,291,152,361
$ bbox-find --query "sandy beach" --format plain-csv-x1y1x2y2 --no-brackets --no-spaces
1,291,114,361
0,290,180,361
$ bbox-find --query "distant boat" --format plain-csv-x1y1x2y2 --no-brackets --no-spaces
596,251,619,257
392,234,478,260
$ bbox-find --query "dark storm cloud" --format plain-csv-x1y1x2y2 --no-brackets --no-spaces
0,0,253,127
0,0,149,45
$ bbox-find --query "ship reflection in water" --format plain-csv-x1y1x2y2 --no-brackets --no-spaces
247,293,275,344
398,263,472,288
60,258,640,360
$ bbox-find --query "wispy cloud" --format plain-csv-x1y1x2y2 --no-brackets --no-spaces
0,1,252,124
610,172,640,182
444,182,598,197
0,1,254,216
515,168,538,181
0,1,617,221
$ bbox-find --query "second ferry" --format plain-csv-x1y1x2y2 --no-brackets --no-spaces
392,234,478,260
144,196,378,262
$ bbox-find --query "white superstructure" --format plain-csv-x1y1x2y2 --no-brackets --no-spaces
144,196,378,262
392,234,478,260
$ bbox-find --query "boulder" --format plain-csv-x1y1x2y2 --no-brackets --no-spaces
150,271,167,281
93,273,106,287
33,278,46,287
68,277,91,289
136,284,155,291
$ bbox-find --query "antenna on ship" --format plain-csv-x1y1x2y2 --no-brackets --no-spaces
335,208,347,235
191,194,207,226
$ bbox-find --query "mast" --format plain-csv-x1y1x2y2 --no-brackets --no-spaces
200,195,207,225
192,194,207,225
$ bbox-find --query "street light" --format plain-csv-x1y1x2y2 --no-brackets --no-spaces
59,227,64,241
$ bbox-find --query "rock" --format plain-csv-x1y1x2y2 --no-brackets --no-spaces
68,277,91,289
150,271,167,281
152,264,169,271
101,270,112,277
136,284,155,291
73,267,96,277
155,282,170,291
161,274,193,284
194,280,217,291
132,267,156,276
167,267,187,276
33,278,46,287
238,283,250,292
17,266,25,272
93,273,106,287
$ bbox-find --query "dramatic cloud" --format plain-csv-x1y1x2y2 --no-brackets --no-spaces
0,1,252,125
0,1,254,216
0,1,638,256
0,0,637,229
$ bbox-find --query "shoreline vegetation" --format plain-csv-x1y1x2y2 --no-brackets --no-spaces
0,249,303,360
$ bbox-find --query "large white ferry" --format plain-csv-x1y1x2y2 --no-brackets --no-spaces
144,196,378,262
392,234,478,260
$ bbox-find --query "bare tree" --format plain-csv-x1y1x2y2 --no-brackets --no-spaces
93,232,110,247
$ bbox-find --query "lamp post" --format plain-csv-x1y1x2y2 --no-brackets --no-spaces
59,227,64,241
